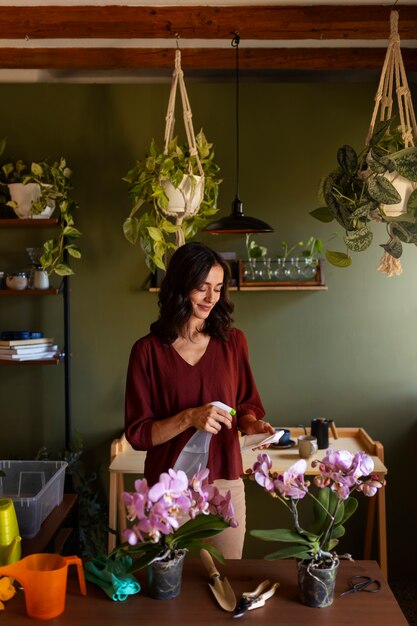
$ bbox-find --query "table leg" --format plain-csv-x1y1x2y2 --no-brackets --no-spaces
108,471,117,553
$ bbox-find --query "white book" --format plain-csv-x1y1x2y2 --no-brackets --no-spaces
0,351,58,361
0,343,57,354
240,430,284,451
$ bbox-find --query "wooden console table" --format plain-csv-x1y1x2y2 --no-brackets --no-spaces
108,427,388,577
4,559,406,625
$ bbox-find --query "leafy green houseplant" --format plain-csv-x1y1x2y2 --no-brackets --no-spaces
123,130,221,272
0,141,81,276
311,119,417,276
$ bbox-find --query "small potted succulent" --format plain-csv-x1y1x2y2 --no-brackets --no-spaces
311,119,417,276
123,130,221,273
0,140,81,276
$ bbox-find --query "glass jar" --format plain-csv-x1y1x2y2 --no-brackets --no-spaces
6,272,28,290
259,258,272,281
285,258,301,281
300,257,318,280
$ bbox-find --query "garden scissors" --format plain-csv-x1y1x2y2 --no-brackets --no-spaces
340,575,381,597
233,579,280,618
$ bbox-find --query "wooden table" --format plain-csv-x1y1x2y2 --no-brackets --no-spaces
4,559,406,625
109,427,388,577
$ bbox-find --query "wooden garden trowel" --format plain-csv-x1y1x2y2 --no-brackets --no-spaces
200,548,237,611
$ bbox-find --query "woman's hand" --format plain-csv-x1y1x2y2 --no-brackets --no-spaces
187,403,234,434
239,415,275,449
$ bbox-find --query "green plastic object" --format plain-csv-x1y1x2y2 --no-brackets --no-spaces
0,498,22,565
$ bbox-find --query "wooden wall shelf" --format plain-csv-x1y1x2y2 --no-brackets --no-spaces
0,218,59,228
0,288,60,295
148,259,328,292
0,358,62,365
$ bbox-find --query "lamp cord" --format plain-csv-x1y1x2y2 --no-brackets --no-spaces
232,31,240,198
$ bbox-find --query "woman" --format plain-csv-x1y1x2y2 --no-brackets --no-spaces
125,242,274,558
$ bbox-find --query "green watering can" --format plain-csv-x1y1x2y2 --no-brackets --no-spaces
0,498,22,565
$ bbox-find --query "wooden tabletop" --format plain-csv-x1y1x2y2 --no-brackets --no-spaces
110,427,387,476
4,559,407,625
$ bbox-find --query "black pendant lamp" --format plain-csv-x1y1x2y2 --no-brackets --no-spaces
203,32,273,234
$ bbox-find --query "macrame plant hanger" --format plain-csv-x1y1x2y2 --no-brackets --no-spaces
163,45,205,248
366,10,417,276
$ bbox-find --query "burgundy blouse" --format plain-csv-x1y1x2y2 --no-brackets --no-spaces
125,327,265,485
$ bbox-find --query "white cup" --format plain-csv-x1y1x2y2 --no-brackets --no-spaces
298,435,318,459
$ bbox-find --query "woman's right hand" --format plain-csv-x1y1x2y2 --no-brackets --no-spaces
186,403,233,434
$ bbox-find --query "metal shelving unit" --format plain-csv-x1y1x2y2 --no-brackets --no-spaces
0,218,72,447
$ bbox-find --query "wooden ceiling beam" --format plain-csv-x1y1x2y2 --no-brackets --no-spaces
0,5,416,41
0,47,416,72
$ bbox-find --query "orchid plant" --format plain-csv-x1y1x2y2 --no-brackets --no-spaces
110,467,236,572
247,449,384,569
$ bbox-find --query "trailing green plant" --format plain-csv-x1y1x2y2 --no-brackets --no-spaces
245,234,267,259
0,138,81,276
311,119,417,273
36,431,108,558
300,236,323,259
123,130,221,272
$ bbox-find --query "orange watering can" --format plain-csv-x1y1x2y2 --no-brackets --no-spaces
0,553,87,619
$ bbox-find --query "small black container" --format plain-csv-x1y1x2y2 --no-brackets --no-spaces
311,418,330,449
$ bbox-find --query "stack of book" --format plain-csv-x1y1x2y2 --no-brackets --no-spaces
0,337,59,361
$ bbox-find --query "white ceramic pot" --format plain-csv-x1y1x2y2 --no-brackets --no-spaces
380,171,417,217
8,183,41,218
162,174,204,216
8,183,55,219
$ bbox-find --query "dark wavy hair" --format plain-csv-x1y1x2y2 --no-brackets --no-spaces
150,242,234,344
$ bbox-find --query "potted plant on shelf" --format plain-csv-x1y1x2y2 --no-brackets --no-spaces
109,466,236,600
0,145,81,276
123,130,221,273
246,449,385,608
311,119,417,276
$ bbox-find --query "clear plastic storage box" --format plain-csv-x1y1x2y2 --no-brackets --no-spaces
0,460,67,538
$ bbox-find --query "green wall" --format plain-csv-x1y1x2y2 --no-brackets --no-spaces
0,80,416,577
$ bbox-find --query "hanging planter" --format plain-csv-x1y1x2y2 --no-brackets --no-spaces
312,10,417,276
123,49,221,273
162,174,204,216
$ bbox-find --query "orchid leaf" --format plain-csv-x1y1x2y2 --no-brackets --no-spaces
264,546,313,560
250,528,313,545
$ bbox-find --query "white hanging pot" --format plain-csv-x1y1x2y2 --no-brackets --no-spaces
162,174,204,217
380,171,417,217
8,182,55,219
